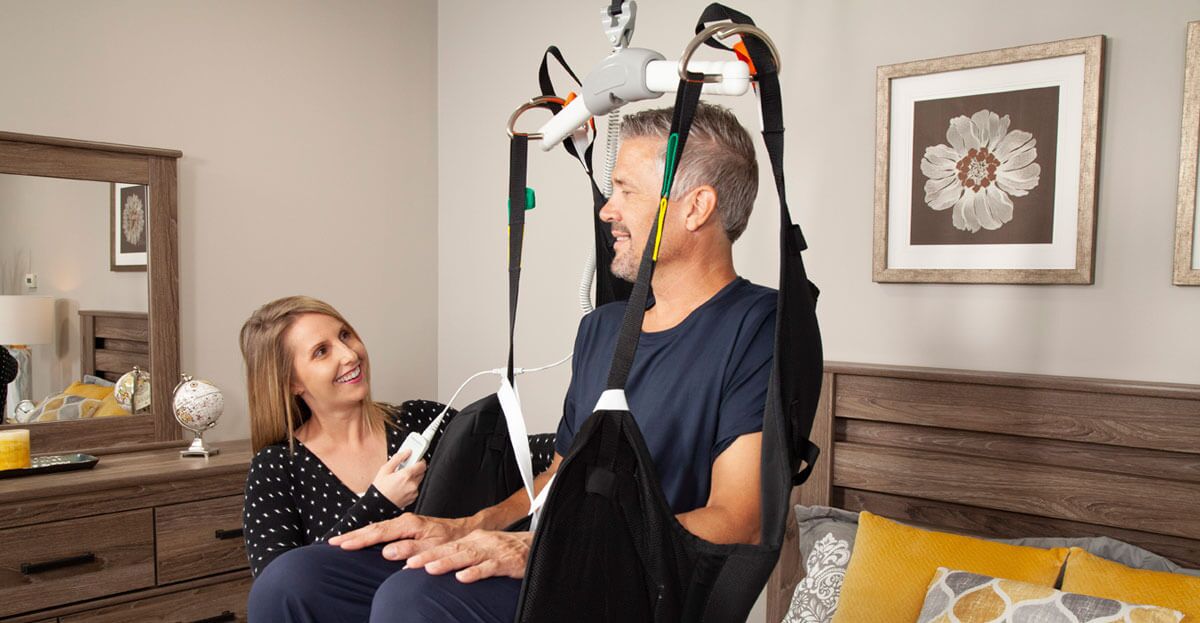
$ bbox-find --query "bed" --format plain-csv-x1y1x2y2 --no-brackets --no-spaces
79,310,150,382
766,361,1200,622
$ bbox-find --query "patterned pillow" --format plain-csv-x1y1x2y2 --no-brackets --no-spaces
917,567,1184,623
783,506,859,623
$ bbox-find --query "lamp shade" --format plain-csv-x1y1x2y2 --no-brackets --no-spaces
0,296,54,345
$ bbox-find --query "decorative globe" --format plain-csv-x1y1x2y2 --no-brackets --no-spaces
173,374,223,458
114,367,152,413
173,375,224,432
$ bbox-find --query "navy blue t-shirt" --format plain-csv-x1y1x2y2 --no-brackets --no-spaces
554,277,777,514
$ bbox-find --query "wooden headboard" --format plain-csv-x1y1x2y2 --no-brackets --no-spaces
79,310,150,382
765,362,1200,622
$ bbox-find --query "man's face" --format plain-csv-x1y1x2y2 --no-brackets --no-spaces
600,136,667,282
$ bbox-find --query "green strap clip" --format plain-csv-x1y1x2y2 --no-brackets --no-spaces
507,187,536,220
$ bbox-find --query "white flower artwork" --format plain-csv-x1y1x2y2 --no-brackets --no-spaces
920,109,1040,233
122,192,146,246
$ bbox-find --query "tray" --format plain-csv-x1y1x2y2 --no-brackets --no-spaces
0,453,99,479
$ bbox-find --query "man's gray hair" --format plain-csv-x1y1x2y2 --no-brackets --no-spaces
619,103,758,242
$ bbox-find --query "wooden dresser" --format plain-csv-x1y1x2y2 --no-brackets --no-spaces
0,440,253,622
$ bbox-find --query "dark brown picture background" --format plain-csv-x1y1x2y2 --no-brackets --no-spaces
119,186,148,253
909,86,1059,245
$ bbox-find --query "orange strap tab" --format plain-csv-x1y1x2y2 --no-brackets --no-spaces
732,41,757,75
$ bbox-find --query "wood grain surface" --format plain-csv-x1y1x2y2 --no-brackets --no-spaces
156,495,247,585
0,509,154,618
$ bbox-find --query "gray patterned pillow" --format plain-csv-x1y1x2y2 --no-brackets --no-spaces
916,567,1183,622
782,506,859,623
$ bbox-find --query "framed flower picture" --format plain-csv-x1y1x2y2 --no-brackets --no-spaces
111,183,148,272
873,36,1105,284
1175,22,1200,286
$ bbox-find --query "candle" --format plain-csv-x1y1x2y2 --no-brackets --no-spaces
0,429,31,470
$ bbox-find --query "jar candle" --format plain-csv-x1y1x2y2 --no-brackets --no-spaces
0,429,31,470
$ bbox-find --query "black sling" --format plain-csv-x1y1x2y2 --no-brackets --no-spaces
515,5,823,621
417,50,603,518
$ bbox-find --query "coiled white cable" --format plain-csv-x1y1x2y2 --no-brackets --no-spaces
576,109,623,316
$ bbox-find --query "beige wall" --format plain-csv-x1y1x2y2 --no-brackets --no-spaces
438,0,1200,437
0,175,148,401
0,0,440,441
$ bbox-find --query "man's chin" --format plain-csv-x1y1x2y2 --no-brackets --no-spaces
610,263,637,283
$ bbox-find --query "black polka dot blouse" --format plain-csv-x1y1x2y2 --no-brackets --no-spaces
243,400,451,577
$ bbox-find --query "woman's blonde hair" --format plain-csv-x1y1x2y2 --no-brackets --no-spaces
240,295,389,453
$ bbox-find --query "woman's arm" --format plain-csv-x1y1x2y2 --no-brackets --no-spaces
244,448,305,577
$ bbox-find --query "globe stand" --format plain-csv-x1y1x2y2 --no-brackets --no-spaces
180,431,219,458
173,373,224,460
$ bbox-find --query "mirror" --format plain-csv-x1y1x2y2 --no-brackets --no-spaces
0,131,180,454
0,174,150,424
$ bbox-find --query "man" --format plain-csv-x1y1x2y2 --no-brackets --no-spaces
248,103,775,622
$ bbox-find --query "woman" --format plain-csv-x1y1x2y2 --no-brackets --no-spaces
240,295,431,578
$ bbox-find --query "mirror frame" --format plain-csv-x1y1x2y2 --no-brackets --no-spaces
0,131,182,453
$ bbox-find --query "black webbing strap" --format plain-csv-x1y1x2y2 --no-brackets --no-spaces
507,136,528,384
535,45,632,308
605,78,706,390
538,46,591,166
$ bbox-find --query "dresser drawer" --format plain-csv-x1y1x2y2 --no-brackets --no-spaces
61,574,251,623
0,509,154,618
155,495,247,585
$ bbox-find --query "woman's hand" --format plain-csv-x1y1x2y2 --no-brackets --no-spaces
371,448,426,508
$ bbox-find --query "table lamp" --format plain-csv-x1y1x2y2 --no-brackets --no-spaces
0,296,54,424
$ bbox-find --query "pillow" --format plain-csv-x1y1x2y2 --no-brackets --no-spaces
829,512,1070,623
1004,535,1188,574
917,567,1183,622
63,381,115,401
92,392,131,418
783,506,859,623
83,374,116,387
26,393,103,422
1062,549,1200,620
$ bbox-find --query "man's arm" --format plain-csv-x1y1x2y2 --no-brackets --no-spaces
410,432,764,583
676,432,762,545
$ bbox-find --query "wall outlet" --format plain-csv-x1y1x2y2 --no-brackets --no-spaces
23,273,37,289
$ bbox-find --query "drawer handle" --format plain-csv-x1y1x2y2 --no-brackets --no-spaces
215,527,244,540
20,552,97,575
190,611,236,623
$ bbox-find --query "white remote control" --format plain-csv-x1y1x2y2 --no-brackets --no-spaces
396,432,430,470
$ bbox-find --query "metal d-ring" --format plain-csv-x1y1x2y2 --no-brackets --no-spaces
506,95,567,139
678,23,781,83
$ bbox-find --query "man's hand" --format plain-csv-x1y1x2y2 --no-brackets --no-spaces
328,513,473,561
405,529,532,584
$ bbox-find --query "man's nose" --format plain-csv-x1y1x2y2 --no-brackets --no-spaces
599,198,618,223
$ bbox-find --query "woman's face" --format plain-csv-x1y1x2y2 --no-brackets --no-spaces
285,313,370,415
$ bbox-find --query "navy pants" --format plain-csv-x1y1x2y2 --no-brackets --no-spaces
247,543,521,623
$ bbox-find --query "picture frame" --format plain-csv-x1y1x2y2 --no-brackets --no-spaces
873,36,1105,284
111,183,148,272
1175,22,1200,286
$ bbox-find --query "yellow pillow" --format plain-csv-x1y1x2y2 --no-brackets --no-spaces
830,512,1071,623
1062,548,1200,621
63,381,114,401
92,393,131,418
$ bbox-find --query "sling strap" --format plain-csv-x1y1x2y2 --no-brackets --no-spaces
517,5,824,621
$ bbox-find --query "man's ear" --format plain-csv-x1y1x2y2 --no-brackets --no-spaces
683,185,718,232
